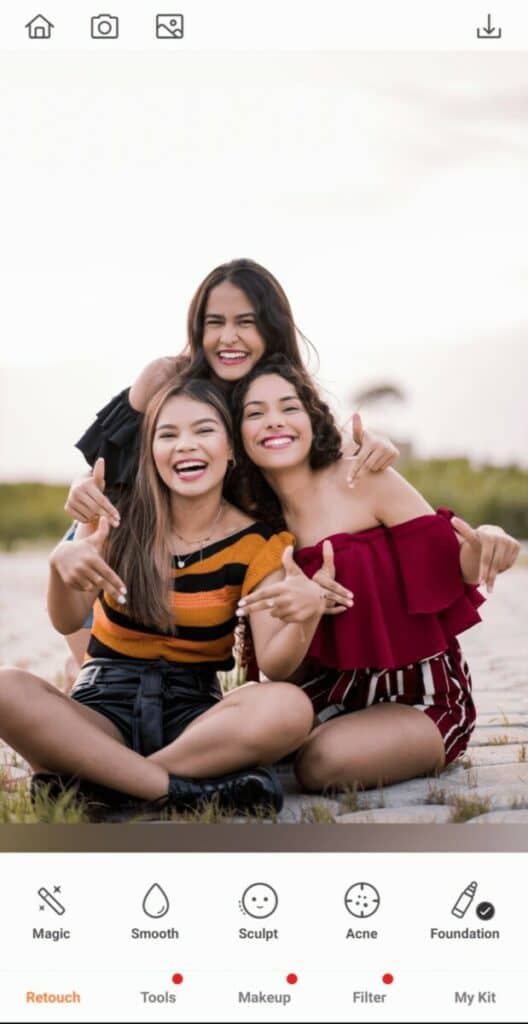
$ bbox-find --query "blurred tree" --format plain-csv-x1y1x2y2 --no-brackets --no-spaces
350,381,413,459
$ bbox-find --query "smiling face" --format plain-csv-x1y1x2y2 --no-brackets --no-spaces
240,883,278,919
152,394,232,497
240,373,313,472
202,281,266,381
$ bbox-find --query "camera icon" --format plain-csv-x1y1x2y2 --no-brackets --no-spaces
91,13,119,39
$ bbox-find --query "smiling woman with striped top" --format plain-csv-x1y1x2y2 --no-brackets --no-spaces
0,378,337,819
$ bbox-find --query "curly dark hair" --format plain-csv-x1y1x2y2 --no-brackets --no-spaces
230,355,343,529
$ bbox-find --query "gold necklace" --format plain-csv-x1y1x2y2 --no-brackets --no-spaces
173,501,225,569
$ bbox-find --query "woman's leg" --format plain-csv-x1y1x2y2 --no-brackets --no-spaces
0,668,169,800
294,703,446,792
149,681,314,777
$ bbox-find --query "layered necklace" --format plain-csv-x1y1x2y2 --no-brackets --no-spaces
172,500,225,569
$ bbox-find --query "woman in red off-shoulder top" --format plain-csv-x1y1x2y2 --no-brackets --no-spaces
234,356,520,793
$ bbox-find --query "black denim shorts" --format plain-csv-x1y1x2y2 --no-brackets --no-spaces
71,658,223,756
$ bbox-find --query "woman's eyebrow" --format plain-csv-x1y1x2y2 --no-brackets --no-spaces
204,311,255,320
155,417,218,431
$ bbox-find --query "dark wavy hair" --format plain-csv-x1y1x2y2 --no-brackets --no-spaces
181,259,317,383
231,355,343,529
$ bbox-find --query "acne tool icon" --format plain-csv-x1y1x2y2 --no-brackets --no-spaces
451,880,477,919
142,883,170,919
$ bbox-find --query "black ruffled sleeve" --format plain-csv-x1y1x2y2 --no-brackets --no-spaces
75,388,142,490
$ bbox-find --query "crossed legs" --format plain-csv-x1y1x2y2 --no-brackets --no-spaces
0,668,313,800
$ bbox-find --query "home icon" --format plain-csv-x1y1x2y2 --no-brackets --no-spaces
25,14,54,39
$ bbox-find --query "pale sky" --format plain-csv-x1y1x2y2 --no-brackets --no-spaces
1,51,527,481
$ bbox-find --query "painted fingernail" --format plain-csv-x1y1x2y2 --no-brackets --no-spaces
238,598,246,607
117,595,127,605
236,608,246,617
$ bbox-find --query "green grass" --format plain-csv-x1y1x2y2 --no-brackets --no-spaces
0,775,281,825
448,794,492,822
299,801,336,824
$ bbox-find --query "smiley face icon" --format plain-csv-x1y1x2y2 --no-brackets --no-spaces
344,882,380,918
240,883,278,919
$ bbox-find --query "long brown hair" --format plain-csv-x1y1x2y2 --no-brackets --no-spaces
231,355,342,530
105,378,233,631
183,258,317,381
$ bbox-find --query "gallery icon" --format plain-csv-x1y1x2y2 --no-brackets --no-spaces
25,14,54,39
239,883,278,919
91,13,119,39
344,882,381,918
156,14,184,39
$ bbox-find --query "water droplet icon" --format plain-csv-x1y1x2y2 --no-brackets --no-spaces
142,883,170,919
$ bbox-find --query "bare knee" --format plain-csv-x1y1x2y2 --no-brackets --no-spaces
234,682,313,759
295,734,344,792
0,667,53,716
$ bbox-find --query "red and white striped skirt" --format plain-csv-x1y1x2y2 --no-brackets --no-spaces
298,639,475,766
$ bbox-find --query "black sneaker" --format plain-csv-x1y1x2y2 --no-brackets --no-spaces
167,766,283,816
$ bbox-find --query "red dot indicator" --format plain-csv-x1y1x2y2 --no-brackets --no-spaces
172,973,184,985
382,973,394,985
286,973,298,985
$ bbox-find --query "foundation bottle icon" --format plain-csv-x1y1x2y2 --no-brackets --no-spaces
451,880,477,919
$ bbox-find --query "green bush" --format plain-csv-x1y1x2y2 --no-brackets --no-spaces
0,460,527,550
0,483,70,550
401,458,528,537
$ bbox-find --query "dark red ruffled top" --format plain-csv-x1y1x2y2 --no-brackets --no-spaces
294,509,485,671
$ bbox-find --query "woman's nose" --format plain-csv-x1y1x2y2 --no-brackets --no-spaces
219,323,240,344
265,410,286,429
175,433,198,450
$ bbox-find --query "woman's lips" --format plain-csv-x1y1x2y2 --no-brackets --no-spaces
172,460,208,481
260,435,295,450
216,350,250,365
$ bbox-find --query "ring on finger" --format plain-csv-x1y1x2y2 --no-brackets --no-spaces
266,598,275,608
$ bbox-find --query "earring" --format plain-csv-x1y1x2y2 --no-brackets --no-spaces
227,457,237,469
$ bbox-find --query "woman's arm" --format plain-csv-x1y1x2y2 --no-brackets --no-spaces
129,356,185,412
239,549,327,680
362,469,520,589
47,518,126,634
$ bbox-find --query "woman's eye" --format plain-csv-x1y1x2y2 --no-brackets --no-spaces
196,428,214,435
245,412,262,419
158,433,176,439
283,406,300,413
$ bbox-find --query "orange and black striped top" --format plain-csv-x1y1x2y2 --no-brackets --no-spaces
86,522,293,670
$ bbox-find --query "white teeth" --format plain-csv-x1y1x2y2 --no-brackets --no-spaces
174,461,206,472
262,437,294,449
218,351,248,360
